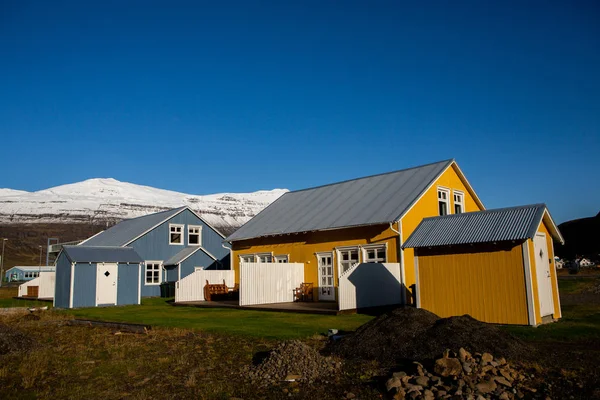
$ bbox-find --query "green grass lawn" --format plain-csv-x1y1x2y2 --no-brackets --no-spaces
557,275,600,294
0,297,52,308
63,297,373,340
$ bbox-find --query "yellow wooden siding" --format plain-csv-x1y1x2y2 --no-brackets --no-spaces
417,244,529,325
401,164,484,303
231,224,399,301
536,221,562,319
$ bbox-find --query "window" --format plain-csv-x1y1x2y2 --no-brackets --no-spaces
145,262,162,285
438,188,450,216
338,247,359,275
240,254,255,263
275,255,289,263
169,224,184,245
363,245,387,263
453,191,464,214
188,225,202,246
256,253,273,263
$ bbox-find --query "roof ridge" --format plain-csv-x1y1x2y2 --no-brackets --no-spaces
420,203,546,222
286,159,455,194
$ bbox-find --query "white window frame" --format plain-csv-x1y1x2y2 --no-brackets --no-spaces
187,225,202,246
145,261,163,286
194,266,205,271
239,254,256,263
169,224,184,245
337,246,360,276
362,244,388,263
437,187,450,216
275,254,289,263
453,190,465,214
256,253,273,263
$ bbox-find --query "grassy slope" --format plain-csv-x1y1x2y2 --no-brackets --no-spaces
65,298,373,340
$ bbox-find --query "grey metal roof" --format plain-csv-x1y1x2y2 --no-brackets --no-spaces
62,245,144,263
226,160,454,242
403,204,563,249
82,206,187,246
164,246,202,266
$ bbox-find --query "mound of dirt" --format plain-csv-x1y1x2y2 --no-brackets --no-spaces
246,340,341,386
0,323,36,355
416,315,533,362
331,308,532,366
332,307,439,366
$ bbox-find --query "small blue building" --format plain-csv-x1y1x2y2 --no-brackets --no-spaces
54,246,143,308
5,266,55,282
76,206,230,298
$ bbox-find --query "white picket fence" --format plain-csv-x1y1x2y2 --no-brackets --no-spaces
175,270,235,302
18,271,56,299
239,262,304,306
338,263,403,311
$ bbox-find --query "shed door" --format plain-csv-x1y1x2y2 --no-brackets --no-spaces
533,233,554,317
96,263,118,305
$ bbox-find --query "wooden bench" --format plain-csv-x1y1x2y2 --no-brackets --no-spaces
293,283,314,302
204,280,239,301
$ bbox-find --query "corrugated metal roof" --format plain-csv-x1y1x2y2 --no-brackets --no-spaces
226,159,454,241
62,245,143,263
403,204,559,248
82,206,187,247
164,246,201,266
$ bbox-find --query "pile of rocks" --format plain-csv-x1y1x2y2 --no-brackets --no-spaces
386,348,540,399
246,340,341,387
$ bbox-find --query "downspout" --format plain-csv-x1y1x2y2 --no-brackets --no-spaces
390,221,407,304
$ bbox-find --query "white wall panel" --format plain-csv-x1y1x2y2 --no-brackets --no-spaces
239,262,304,306
175,270,235,302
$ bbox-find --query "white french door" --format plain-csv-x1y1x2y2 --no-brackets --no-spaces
317,253,335,301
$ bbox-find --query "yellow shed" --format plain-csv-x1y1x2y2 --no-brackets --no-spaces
403,204,564,326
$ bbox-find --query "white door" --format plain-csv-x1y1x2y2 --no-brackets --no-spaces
96,263,118,305
534,233,554,317
318,253,335,301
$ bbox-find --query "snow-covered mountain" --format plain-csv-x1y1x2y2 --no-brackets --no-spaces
0,178,287,230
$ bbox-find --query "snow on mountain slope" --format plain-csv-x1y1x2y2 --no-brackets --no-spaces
0,189,29,197
0,178,288,229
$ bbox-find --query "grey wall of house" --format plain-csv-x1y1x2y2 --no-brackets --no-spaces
129,209,230,296
54,253,72,308
180,250,216,279
73,263,97,308
166,265,178,282
141,280,160,297
117,263,140,305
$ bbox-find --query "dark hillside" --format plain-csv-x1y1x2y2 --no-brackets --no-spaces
556,212,600,260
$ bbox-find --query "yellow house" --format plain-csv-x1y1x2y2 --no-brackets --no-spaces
226,159,485,305
403,204,564,325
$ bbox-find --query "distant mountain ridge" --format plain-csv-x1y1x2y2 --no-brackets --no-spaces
0,178,287,232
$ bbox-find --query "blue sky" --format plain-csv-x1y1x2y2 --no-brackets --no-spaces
0,1,598,223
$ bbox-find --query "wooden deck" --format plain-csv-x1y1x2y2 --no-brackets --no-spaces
173,300,340,315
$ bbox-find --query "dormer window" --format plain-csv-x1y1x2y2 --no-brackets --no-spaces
169,224,184,245
188,225,202,246
438,187,450,216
